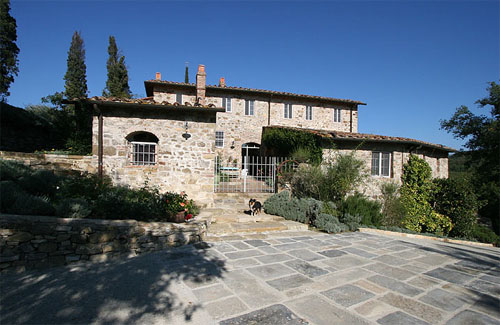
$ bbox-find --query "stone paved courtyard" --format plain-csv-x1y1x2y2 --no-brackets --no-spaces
1,230,499,324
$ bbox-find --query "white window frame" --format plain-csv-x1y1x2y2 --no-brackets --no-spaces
215,131,224,148
176,93,182,104
333,108,342,123
245,100,254,116
131,141,157,166
371,151,391,177
284,103,293,119
222,97,231,112
306,105,313,120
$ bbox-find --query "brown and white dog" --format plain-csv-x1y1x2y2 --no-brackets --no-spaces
248,198,262,216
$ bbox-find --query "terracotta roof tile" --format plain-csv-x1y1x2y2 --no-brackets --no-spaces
264,126,456,152
145,80,366,105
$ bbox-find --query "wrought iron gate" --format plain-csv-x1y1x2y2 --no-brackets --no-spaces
214,156,290,193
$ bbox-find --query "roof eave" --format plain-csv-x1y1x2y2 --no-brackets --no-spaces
62,99,225,113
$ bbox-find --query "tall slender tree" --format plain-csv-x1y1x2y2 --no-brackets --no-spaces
64,31,88,99
185,63,189,83
102,36,131,98
0,0,20,102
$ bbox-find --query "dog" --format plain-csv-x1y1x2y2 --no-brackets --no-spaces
249,198,262,216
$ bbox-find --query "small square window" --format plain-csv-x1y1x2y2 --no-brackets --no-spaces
215,131,224,148
371,151,391,177
284,104,293,119
306,106,313,120
245,100,254,116
222,97,231,112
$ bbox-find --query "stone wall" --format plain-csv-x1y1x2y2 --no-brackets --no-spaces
93,108,216,204
0,151,95,173
323,144,449,199
0,214,207,273
153,86,358,163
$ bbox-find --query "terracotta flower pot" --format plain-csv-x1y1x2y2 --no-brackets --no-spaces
169,211,185,223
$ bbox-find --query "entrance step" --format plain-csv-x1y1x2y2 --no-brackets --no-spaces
206,219,309,236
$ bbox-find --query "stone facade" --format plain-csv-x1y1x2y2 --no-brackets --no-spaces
92,107,218,203
0,214,207,273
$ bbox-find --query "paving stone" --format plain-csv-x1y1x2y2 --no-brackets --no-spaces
181,263,222,289
363,262,416,280
244,239,270,247
373,255,409,266
455,259,497,271
266,274,313,291
399,261,432,274
377,311,429,325
480,274,500,285
274,242,307,251
321,284,375,307
317,268,374,289
247,263,295,280
286,294,370,325
445,263,483,275
414,254,452,266
303,239,328,247
407,276,441,290
321,255,370,270
471,293,500,319
291,236,313,241
325,239,352,247
276,238,296,243
367,275,423,297
466,279,500,296
220,304,308,325
226,258,260,269
287,249,325,262
390,249,424,260
318,249,347,258
228,241,252,250
224,249,263,260
284,259,328,278
354,279,387,294
214,243,237,253
342,247,377,258
445,310,498,325
425,267,475,285
192,283,232,302
355,300,396,320
258,246,280,254
222,270,281,308
255,254,294,264
379,292,444,323
383,245,412,252
418,288,467,311
204,296,248,320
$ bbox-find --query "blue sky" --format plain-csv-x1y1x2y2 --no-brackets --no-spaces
8,0,499,150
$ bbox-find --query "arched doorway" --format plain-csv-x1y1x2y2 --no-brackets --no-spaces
241,142,260,176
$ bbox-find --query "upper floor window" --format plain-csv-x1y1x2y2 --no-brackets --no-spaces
215,131,224,148
222,97,232,112
284,104,293,119
371,152,391,177
126,131,159,166
306,105,313,120
245,100,254,116
176,93,182,104
333,108,342,123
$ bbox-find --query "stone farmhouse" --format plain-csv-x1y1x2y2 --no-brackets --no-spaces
72,64,454,204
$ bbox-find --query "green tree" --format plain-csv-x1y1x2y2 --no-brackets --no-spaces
441,81,500,233
102,36,131,98
64,31,88,99
0,0,20,102
185,64,189,83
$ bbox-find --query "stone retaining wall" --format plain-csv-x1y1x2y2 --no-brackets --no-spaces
0,151,95,173
0,214,207,273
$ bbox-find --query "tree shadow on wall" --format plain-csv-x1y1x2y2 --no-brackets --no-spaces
0,242,225,324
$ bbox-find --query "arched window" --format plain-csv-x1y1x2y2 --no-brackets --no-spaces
126,132,159,166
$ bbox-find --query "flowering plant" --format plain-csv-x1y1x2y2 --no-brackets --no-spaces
163,191,199,218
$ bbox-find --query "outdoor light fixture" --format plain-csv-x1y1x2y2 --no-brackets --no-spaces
230,140,235,149
182,122,191,140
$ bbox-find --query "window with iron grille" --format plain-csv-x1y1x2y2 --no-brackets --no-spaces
333,108,342,122
284,104,293,119
306,105,313,120
176,93,182,104
131,142,156,165
245,100,254,116
371,151,391,177
222,97,231,112
215,131,224,148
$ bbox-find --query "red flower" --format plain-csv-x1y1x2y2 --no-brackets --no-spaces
185,214,193,220
180,202,185,207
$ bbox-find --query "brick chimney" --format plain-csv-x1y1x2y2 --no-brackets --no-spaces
219,77,226,87
155,72,161,80
196,64,206,105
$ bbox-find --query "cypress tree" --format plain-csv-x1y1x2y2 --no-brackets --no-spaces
64,31,88,99
0,0,20,102
103,36,131,98
185,63,189,83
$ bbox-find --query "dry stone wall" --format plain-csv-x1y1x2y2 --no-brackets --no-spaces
0,151,95,173
0,214,207,273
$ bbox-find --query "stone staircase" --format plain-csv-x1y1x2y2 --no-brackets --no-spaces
197,193,308,238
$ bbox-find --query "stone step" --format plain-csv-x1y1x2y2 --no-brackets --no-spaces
206,219,309,236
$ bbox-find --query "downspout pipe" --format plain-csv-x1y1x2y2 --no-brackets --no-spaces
94,103,103,180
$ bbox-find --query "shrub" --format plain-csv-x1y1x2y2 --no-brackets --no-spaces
314,213,348,233
262,128,325,164
56,198,92,218
18,169,60,197
431,177,480,238
263,191,322,224
472,224,500,246
0,180,25,212
0,160,31,181
380,182,405,227
56,172,113,201
339,213,362,231
322,201,340,217
8,192,55,216
341,193,383,226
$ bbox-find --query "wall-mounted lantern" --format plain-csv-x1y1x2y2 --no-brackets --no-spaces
230,140,235,149
182,122,191,140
